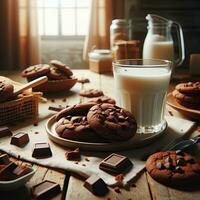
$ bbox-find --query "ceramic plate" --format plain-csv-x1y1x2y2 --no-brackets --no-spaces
167,93,200,121
46,116,167,151
0,168,36,190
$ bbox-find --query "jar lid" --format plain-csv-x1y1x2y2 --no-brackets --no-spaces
112,19,131,25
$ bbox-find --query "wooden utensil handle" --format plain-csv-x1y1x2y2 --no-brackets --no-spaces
14,76,48,96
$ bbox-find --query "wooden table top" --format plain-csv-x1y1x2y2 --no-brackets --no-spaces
0,70,200,200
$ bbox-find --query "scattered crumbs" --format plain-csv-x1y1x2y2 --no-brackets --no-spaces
74,161,79,164
51,99,55,103
17,155,21,159
85,158,90,162
168,110,173,116
82,164,86,167
114,186,121,193
62,98,67,102
115,173,124,184
33,122,38,126
34,131,39,134
131,183,136,187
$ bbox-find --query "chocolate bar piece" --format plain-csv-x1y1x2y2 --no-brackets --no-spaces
0,154,10,165
10,132,30,147
65,148,80,160
0,162,18,181
32,143,52,158
99,153,133,174
84,174,108,196
12,165,32,177
0,126,12,138
32,180,61,200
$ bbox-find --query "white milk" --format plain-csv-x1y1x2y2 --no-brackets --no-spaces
114,67,171,133
143,34,174,62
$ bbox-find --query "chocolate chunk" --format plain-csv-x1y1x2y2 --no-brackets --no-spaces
12,165,32,177
32,143,52,158
84,175,108,196
176,158,186,166
65,148,80,160
0,154,10,165
0,126,12,138
10,132,29,147
99,153,133,174
32,180,61,200
174,166,184,174
0,162,18,181
156,162,165,170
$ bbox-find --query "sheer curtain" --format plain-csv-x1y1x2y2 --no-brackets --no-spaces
83,0,124,61
0,0,41,70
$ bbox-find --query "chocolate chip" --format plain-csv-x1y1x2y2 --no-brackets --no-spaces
176,158,186,166
176,150,185,156
174,166,184,174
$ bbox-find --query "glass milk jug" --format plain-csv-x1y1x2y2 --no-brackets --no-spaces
143,14,185,67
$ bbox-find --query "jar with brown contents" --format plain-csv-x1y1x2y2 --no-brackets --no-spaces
112,40,141,60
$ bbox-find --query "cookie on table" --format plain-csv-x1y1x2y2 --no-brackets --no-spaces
21,64,50,78
146,151,200,187
172,89,200,109
56,116,106,142
176,82,200,94
87,103,137,141
0,81,14,103
50,60,73,77
88,96,116,105
79,89,104,98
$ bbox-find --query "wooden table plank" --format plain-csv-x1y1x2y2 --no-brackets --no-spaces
65,173,152,200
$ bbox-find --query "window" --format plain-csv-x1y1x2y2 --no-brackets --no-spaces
37,0,90,38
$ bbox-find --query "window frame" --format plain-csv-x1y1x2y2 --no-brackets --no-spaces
37,0,89,40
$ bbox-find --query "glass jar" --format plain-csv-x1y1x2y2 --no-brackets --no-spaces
88,49,112,73
110,19,132,49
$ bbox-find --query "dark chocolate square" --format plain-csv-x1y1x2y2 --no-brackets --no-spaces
0,162,18,181
32,180,61,200
12,165,32,177
99,153,133,174
32,143,52,158
0,126,12,138
10,132,30,147
84,175,108,196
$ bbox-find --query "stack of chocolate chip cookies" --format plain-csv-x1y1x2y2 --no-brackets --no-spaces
172,82,200,109
55,102,137,143
22,60,73,81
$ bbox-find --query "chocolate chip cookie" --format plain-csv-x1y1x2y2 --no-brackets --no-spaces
47,67,67,80
21,64,50,78
0,81,14,103
56,116,105,142
88,96,116,105
50,60,73,77
176,82,200,94
146,151,200,187
172,89,200,109
87,103,137,141
79,89,104,98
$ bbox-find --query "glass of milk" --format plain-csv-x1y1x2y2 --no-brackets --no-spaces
113,59,172,135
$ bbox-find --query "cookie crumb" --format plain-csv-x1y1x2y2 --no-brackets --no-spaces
62,98,67,102
33,122,38,126
51,99,55,102
34,131,39,134
85,158,90,162
74,161,79,164
115,173,124,184
114,186,121,193
168,110,173,116
82,164,86,167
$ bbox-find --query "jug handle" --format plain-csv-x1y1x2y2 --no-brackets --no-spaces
173,22,185,67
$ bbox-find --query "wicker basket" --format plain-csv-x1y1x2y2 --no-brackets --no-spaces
0,94,39,126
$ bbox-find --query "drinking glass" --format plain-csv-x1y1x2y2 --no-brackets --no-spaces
113,59,172,134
